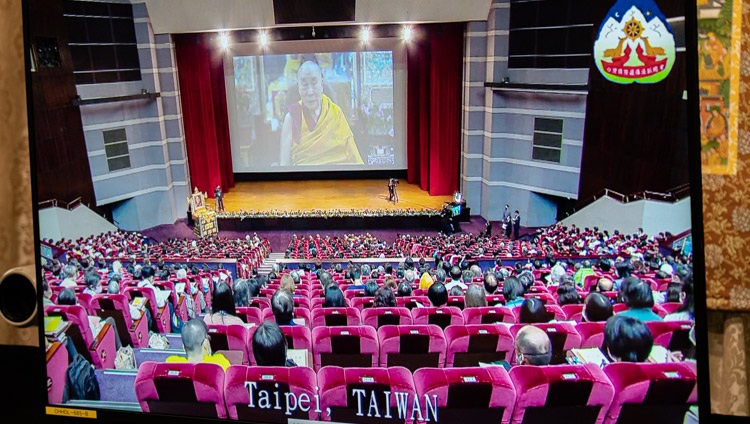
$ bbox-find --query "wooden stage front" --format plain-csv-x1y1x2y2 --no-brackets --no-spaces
203,180,455,231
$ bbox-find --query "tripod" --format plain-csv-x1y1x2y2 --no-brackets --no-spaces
388,179,399,203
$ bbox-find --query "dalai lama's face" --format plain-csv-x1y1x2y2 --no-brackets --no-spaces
298,63,323,111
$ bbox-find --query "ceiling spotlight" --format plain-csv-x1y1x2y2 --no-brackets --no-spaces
361,27,370,43
259,30,268,47
218,32,230,49
403,25,412,42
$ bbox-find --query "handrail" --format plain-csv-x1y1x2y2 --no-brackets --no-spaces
570,183,691,217
38,197,83,211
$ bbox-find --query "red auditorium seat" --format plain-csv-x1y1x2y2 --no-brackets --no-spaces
486,294,506,306
510,304,566,323
576,322,607,349
646,321,694,356
155,280,189,320
462,306,516,324
446,296,465,310
602,362,697,424
46,340,68,404
362,307,413,328
658,302,684,316
262,307,311,327
311,307,361,328
317,366,417,424
124,286,171,333
135,362,227,418
91,293,149,348
293,296,311,310
205,324,249,365
510,322,582,365
413,367,516,424
224,365,319,422
76,292,95,315
351,297,376,311
344,289,367,301
396,296,429,310
247,297,272,310
509,364,615,424
583,274,601,292
523,292,557,305
311,326,379,371
378,325,446,371
312,296,353,309
411,306,464,330
445,324,515,367
562,304,585,322
235,307,264,326
45,304,116,369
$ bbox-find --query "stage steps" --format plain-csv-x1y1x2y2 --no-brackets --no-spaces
257,253,285,275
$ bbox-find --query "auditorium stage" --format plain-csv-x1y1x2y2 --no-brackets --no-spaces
204,180,454,231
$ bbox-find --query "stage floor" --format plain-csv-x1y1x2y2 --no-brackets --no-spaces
207,180,453,213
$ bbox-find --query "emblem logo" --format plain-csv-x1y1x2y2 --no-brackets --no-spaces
594,0,676,84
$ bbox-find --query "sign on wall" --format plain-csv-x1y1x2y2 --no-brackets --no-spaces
594,0,676,84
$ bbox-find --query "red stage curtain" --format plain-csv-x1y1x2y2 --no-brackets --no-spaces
406,23,464,196
173,34,234,198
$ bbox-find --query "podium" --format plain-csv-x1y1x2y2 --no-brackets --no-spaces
188,188,218,238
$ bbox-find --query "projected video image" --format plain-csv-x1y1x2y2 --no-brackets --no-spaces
231,51,400,172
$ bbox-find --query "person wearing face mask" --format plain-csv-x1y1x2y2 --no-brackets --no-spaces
166,319,230,370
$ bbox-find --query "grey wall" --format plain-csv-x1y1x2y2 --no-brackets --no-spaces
77,1,189,231
461,0,588,227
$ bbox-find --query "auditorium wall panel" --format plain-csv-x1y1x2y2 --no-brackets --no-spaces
73,3,189,231
507,69,589,86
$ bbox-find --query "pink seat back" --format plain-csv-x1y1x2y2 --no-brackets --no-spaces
602,362,697,424
46,341,69,404
261,307,311,327
206,324,249,365
317,366,416,424
311,307,361,328
378,324,446,371
445,324,515,367
509,364,615,424
396,296,429,310
362,307,413,328
510,322,582,365
134,362,227,418
463,306,516,324
562,304,585,322
235,307,264,326
576,322,607,349
311,326,378,371
413,367,516,424
411,306,464,330
645,321,694,355
351,296,376,311
224,365,318,421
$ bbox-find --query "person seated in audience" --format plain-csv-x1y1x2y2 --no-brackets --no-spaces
396,281,413,297
233,279,251,307
59,264,79,288
427,281,448,307
546,259,567,285
323,285,346,308
252,321,297,367
582,292,613,322
613,260,634,291
383,275,398,291
345,268,366,291
57,287,124,350
465,284,487,308
280,274,300,297
137,265,168,308
42,278,54,307
665,275,694,322
448,285,464,296
203,282,244,326
664,283,682,303
483,272,498,295
503,277,525,308
514,325,552,367
573,260,596,289
419,270,434,290
271,289,296,326
593,277,614,293
82,272,102,296
618,277,662,322
445,266,467,292
167,319,230,370
364,280,379,297
518,298,552,324
107,279,148,323
517,271,535,293
556,283,582,306
602,315,653,363
374,287,397,307
403,269,416,287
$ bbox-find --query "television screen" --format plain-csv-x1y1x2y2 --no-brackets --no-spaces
20,0,708,423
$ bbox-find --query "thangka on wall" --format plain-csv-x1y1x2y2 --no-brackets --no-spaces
698,0,741,175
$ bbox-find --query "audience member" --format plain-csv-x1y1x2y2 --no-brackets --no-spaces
465,284,487,308
427,282,448,307
167,319,230,370
504,277,525,308
619,277,662,322
271,290,296,325
518,298,552,324
364,280,379,297
603,315,653,363
252,321,297,367
448,285,464,296
445,266,467,292
203,282,244,325
583,292,614,322
374,287,397,307
483,272,498,295
396,281,413,297
664,275,694,322
280,274,296,295
82,272,102,296
556,284,582,306
515,325,552,366
323,285,346,308
233,279,250,307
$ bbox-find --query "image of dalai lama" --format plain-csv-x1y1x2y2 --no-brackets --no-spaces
279,61,364,166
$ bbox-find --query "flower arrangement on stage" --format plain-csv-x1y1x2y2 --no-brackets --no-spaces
216,208,442,220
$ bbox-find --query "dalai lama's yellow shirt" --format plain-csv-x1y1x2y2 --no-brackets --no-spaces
166,353,231,371
291,94,363,166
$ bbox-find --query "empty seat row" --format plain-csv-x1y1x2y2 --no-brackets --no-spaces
134,362,698,424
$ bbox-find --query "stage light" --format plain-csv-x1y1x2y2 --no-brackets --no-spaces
361,27,370,43
259,30,268,47
403,25,412,42
218,32,230,50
